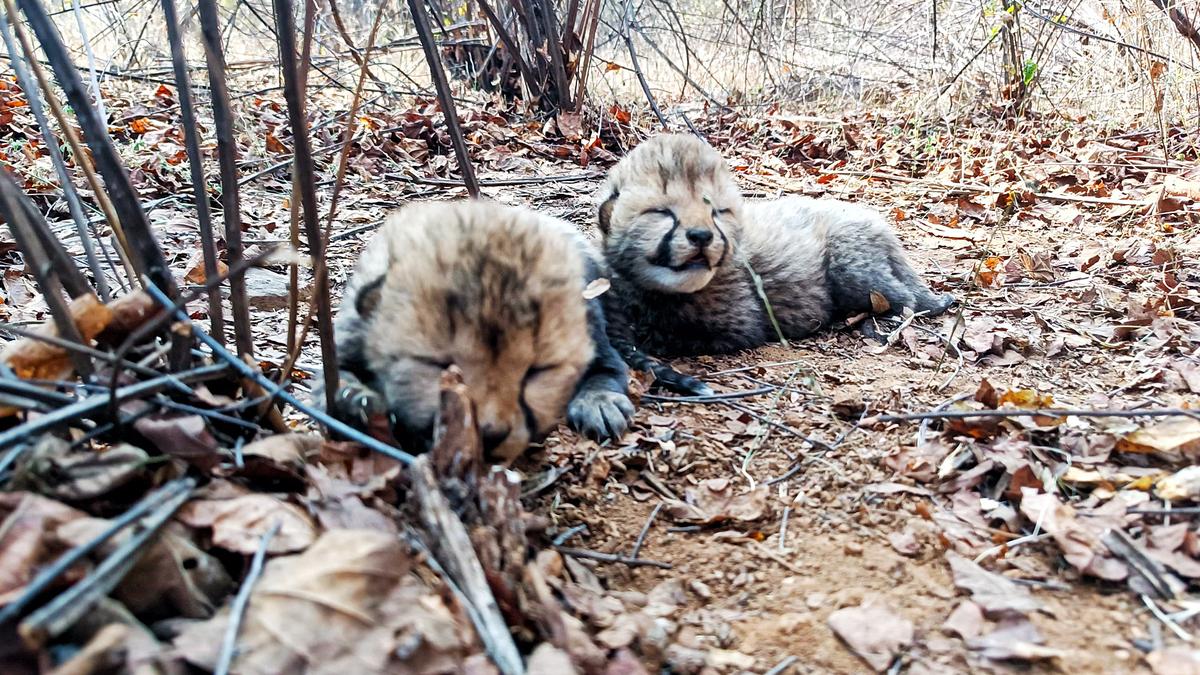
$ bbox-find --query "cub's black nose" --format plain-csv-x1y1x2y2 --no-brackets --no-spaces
686,228,714,247
481,425,511,454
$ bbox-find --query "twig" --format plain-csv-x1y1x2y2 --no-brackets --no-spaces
214,521,281,675
272,0,340,410
765,655,798,675
621,0,668,129
642,386,775,403
552,524,589,546
161,0,224,348
1142,594,1193,642
197,0,253,359
862,407,1200,425
779,506,790,552
555,546,673,569
0,363,231,471
630,502,662,559
725,400,837,453
18,482,194,645
0,11,110,300
0,478,194,624
142,282,416,466
406,0,480,197
0,174,94,379
410,456,522,675
17,0,178,297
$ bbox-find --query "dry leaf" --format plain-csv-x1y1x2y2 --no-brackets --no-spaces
583,278,611,300
662,478,768,524
828,599,913,672
177,494,317,554
946,552,1042,617
1118,418,1200,462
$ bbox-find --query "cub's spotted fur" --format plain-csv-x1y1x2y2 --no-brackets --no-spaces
596,134,955,393
327,200,633,462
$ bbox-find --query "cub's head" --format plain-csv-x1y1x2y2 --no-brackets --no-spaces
596,134,743,294
344,201,594,462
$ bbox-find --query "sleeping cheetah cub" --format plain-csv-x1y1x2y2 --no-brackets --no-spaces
596,134,955,394
325,200,634,462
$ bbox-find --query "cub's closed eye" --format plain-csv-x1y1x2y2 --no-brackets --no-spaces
414,356,452,369
713,208,732,216
642,208,675,218
524,364,558,381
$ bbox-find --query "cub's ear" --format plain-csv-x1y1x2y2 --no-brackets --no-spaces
597,188,618,235
354,275,385,319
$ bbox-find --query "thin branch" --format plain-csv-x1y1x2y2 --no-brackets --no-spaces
214,521,281,675
622,0,669,129
554,545,673,569
162,0,224,347
197,0,253,359
862,406,1200,425
272,0,340,409
17,0,177,297
406,0,480,197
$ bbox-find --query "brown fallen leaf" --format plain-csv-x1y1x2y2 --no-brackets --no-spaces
176,494,317,555
133,414,220,468
9,439,149,502
662,478,768,524
967,617,1066,662
942,600,985,640
1019,489,1128,581
1155,466,1200,503
946,552,1042,617
887,529,919,557
0,293,113,384
174,530,478,673
1118,417,1200,462
0,492,87,604
828,599,913,672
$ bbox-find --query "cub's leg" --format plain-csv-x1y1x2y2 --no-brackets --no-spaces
567,269,636,441
601,281,713,397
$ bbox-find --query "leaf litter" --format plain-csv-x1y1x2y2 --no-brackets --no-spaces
3,74,1200,674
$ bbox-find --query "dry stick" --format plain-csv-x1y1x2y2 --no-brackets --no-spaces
282,0,317,363
325,0,388,90
197,0,253,359
214,521,281,675
0,174,94,379
406,0,480,197
17,0,178,298
0,478,193,624
621,0,668,129
1148,0,1200,54
629,502,663,559
475,0,539,99
142,282,417,465
161,0,224,348
0,13,110,300
572,0,601,111
277,0,387,386
862,407,1200,425
272,0,340,411
17,482,194,646
410,456,522,675
0,363,230,477
0,0,135,287
536,0,572,108
834,169,1150,207
554,545,673,569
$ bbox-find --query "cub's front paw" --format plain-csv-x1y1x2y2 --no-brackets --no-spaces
651,364,714,397
568,389,635,442
330,383,396,444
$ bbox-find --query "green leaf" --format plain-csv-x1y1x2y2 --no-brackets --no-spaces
1022,60,1038,85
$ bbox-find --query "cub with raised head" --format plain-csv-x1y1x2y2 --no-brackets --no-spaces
596,133,955,393
328,200,633,463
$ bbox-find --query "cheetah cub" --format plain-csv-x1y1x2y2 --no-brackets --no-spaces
596,134,955,394
326,200,633,462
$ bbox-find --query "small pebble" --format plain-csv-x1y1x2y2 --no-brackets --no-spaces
805,592,827,610
689,579,712,600
844,541,864,556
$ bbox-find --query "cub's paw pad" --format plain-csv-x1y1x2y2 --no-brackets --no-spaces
651,366,713,397
568,389,635,442
332,383,388,429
